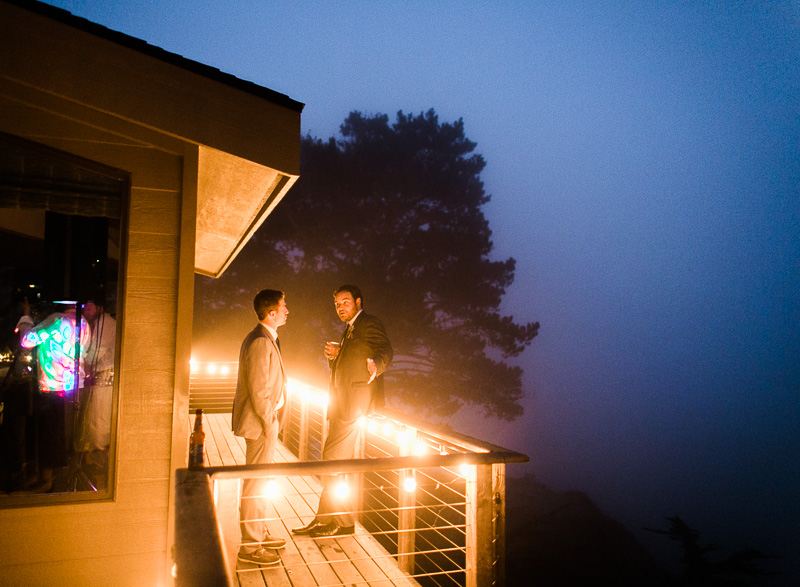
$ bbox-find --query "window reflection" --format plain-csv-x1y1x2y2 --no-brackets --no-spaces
0,134,125,501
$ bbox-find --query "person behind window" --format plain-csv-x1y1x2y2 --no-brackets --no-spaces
78,300,116,475
13,298,89,493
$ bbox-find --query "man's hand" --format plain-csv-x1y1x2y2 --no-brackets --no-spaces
324,341,340,361
366,358,377,383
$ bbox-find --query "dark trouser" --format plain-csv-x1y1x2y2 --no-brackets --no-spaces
37,392,66,470
315,417,361,527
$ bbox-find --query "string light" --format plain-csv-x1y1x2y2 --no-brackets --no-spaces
334,480,350,500
187,365,487,488
265,480,280,499
413,439,428,455
397,427,411,448
287,378,328,408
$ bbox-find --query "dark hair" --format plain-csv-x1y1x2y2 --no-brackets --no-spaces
334,284,363,305
253,289,284,320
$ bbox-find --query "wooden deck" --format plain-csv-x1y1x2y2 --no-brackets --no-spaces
198,413,419,587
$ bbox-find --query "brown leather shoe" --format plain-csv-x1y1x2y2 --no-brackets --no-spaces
310,523,355,538
237,548,281,566
291,519,327,535
262,535,286,549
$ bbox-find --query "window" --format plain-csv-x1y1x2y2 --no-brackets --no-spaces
0,132,127,504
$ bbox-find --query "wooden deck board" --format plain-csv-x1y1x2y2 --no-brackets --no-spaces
194,413,420,587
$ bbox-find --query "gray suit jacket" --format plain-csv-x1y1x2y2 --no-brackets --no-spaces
232,323,286,440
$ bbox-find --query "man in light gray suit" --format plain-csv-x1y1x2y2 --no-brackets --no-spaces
232,289,289,566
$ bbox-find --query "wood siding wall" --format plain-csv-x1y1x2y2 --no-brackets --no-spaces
0,87,193,586
1,4,299,584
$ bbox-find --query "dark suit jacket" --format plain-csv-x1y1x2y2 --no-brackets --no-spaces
231,323,286,439
329,311,393,421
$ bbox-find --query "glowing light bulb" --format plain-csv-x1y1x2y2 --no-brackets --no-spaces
382,422,393,437
207,363,217,375
334,481,350,500
265,480,280,499
403,477,417,493
397,429,411,447
220,364,230,375
413,440,427,455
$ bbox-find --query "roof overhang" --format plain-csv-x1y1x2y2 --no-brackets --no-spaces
195,146,296,277
1,0,303,278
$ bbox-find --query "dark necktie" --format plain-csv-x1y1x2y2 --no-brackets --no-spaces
275,337,281,353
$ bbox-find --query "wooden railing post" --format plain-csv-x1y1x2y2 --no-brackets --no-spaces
466,463,494,587
321,408,329,450
278,393,287,445
186,387,527,587
397,467,417,573
355,421,366,524
396,426,417,573
493,463,506,587
297,394,309,461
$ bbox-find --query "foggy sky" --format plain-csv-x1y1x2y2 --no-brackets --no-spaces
41,1,800,580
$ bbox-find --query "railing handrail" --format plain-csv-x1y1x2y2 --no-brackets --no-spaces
175,469,232,587
375,407,525,455
188,363,521,456
199,449,528,481
184,365,528,586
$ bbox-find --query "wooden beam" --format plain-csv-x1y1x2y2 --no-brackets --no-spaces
466,464,494,587
203,450,528,481
493,464,507,587
174,468,232,587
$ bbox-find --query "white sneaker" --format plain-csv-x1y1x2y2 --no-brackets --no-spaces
238,548,281,566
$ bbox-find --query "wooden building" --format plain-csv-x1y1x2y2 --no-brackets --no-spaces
0,1,302,584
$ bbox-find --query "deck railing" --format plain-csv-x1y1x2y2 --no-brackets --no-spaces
177,363,528,587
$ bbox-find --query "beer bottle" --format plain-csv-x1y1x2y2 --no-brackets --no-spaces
189,408,205,468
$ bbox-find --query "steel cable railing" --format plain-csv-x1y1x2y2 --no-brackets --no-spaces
181,365,527,587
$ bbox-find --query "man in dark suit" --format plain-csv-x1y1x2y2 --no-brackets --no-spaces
232,289,289,565
292,284,393,537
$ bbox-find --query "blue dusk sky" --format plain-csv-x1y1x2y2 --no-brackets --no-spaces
38,0,800,580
